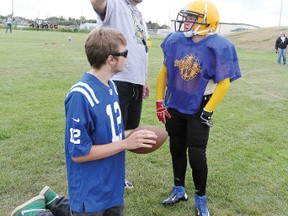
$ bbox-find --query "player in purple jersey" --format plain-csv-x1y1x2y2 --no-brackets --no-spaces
11,28,157,216
155,0,241,215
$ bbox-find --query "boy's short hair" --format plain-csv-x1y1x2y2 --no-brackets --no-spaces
85,28,127,69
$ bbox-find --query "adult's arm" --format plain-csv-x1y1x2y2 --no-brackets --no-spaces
90,0,107,15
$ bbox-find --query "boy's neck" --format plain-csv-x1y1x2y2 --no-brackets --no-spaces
191,35,207,43
89,68,111,86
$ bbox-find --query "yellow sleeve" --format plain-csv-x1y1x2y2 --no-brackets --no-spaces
204,78,230,112
156,65,167,100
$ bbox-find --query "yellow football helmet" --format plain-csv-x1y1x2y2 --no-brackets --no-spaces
173,0,220,37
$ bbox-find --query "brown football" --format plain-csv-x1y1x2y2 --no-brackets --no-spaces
127,125,168,154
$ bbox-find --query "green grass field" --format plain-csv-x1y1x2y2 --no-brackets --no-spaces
1,29,288,216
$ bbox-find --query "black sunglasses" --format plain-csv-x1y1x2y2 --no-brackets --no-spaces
111,49,128,58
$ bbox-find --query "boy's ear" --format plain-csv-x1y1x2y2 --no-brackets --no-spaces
107,55,117,65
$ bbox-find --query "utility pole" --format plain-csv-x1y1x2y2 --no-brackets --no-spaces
12,0,14,17
279,0,284,26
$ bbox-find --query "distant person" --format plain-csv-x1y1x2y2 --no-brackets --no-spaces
155,0,241,215
90,0,149,189
6,16,12,33
275,32,288,65
10,27,157,216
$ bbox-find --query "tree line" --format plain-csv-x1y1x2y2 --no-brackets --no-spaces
1,15,170,29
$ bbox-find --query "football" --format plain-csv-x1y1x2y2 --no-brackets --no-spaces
127,125,168,154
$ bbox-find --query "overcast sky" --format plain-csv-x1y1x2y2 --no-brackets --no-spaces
1,0,288,27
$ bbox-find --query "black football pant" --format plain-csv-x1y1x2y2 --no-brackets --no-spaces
113,81,143,130
37,197,124,216
165,106,210,196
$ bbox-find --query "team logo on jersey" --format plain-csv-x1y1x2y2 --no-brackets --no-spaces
174,55,202,80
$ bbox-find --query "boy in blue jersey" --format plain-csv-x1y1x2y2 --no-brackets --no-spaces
64,27,157,215
156,0,241,215
11,28,157,216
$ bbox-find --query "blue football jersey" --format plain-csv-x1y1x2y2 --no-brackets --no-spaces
161,32,241,115
64,72,125,212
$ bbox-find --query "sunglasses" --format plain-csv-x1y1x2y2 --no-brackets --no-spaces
112,49,128,58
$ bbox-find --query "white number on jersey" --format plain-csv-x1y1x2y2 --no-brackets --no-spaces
69,102,122,145
106,102,123,142
70,128,81,144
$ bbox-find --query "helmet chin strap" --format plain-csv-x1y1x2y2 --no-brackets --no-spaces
184,28,214,37
183,23,202,37
184,30,194,37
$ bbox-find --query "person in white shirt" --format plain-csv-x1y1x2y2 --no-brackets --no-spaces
90,0,150,188
6,16,12,33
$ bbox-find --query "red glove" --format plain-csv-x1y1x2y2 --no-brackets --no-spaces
156,100,171,124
